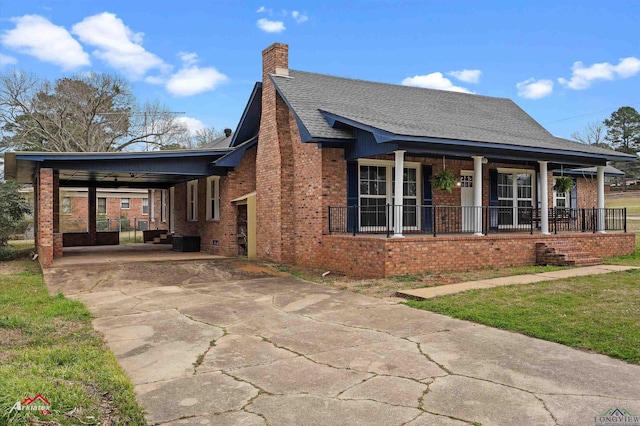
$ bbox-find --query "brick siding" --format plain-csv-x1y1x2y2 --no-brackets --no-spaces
321,233,636,278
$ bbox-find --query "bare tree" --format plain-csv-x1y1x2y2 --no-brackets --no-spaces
193,127,224,148
0,70,189,152
570,121,606,146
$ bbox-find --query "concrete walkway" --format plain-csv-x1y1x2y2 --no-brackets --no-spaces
44,260,640,426
398,264,639,300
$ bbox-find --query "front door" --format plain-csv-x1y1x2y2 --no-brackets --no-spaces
460,171,474,232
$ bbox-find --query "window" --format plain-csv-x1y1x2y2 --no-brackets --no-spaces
142,198,149,214
160,190,167,222
206,176,220,220
97,197,107,215
553,178,568,208
358,160,421,229
187,180,198,221
121,198,130,209
497,170,535,227
61,197,72,215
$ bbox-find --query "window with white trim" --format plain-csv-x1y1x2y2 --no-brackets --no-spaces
160,190,167,222
121,198,130,209
553,178,568,208
142,198,149,214
358,160,421,229
206,176,220,220
187,180,198,221
497,170,535,227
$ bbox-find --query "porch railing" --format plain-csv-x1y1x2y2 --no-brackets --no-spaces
328,205,627,237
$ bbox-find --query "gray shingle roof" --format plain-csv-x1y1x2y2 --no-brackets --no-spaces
201,133,233,149
271,70,632,159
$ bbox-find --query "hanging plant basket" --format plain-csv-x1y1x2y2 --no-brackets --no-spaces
432,169,457,192
553,176,575,193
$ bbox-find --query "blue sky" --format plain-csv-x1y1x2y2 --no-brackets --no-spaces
1,0,639,140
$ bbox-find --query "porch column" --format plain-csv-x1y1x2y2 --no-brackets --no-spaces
393,150,405,238
472,156,483,236
88,185,97,245
597,165,606,233
539,161,550,235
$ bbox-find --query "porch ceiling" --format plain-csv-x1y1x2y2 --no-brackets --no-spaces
4,149,231,188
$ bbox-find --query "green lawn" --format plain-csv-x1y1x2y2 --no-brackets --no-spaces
606,193,640,215
0,255,145,425
406,269,640,363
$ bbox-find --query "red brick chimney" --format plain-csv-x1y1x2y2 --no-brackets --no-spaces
262,43,289,79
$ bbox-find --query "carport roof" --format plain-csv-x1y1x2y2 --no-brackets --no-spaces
4,149,232,189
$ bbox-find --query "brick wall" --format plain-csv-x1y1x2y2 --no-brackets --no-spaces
577,177,597,208
321,233,636,278
37,168,54,268
198,145,257,256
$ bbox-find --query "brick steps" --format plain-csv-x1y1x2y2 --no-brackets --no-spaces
145,233,173,245
536,241,602,267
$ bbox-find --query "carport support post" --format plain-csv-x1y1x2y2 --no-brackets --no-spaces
88,185,97,245
597,166,606,233
36,168,54,268
393,150,405,238
473,156,483,236
539,161,550,235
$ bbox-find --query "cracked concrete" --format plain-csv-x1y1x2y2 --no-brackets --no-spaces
46,260,640,425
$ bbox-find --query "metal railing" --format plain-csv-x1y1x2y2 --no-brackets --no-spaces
328,205,627,237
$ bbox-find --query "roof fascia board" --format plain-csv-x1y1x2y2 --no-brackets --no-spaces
15,150,230,162
319,110,633,163
269,75,315,143
214,136,258,167
230,82,262,147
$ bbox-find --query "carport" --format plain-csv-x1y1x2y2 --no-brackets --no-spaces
4,149,231,268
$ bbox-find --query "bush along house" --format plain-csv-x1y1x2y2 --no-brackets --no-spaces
5,43,636,276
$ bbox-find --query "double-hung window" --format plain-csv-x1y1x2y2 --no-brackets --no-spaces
97,197,107,215
553,178,568,208
121,198,130,209
497,169,535,227
160,190,167,222
358,160,420,230
142,198,149,215
187,180,198,221
206,176,220,220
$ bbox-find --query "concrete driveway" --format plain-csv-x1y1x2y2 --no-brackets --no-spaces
44,259,640,426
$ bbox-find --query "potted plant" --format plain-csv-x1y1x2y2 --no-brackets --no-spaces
553,176,574,193
432,169,457,192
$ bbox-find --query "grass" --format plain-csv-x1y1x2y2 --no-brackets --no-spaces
406,269,640,363
0,250,145,425
605,192,640,215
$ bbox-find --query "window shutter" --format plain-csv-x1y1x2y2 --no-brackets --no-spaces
570,179,578,209
489,169,499,230
346,161,359,232
422,165,432,231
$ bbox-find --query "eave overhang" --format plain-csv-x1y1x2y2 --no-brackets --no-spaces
318,110,636,167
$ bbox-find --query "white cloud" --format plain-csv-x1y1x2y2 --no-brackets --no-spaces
72,12,165,79
448,69,481,83
165,52,227,97
516,78,553,99
401,72,472,93
257,18,285,33
177,116,206,133
256,6,271,13
0,53,18,68
1,14,90,70
558,57,640,90
292,11,308,23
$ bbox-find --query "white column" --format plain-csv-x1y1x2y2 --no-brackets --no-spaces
597,165,606,233
473,156,484,235
539,161,550,235
393,150,405,238
150,189,155,224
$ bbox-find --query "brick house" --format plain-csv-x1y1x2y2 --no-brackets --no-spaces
5,43,636,275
